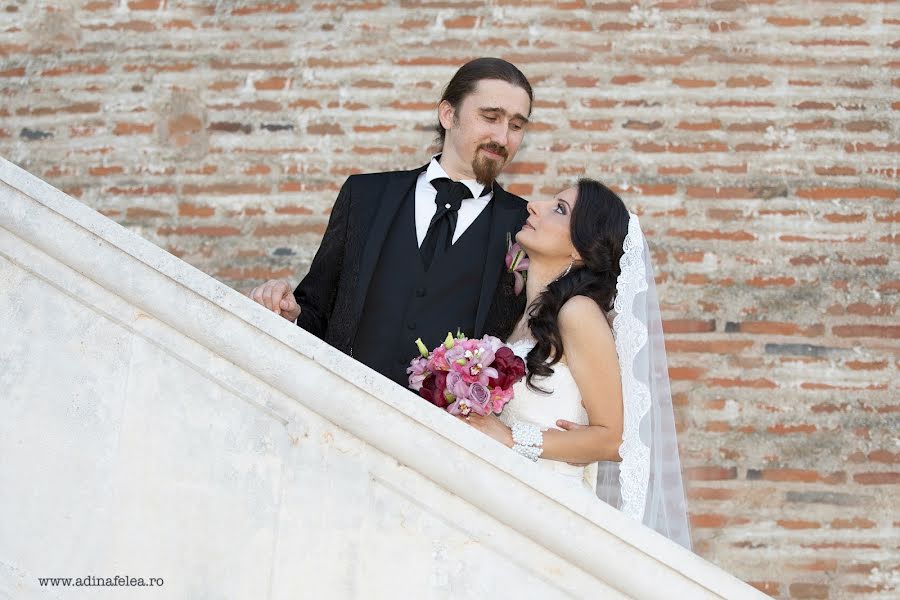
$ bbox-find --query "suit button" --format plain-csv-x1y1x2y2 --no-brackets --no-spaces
415,287,426,297
407,322,416,330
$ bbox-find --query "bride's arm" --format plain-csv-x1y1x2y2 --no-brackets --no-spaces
467,295,624,464
534,295,624,463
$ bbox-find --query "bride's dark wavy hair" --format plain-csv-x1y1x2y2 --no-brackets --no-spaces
525,178,630,391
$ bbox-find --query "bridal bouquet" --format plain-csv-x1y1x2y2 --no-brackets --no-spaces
407,332,526,417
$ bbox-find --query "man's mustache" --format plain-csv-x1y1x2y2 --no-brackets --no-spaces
479,143,508,159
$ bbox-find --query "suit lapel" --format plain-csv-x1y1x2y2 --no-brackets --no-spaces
474,186,526,336
353,165,427,318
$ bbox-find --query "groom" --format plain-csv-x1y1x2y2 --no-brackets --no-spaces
249,58,532,386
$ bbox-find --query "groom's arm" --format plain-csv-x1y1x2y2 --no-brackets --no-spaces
293,178,353,338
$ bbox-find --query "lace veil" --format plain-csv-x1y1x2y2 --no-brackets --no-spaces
596,213,692,550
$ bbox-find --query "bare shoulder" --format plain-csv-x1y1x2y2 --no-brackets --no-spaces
559,295,608,328
558,295,613,344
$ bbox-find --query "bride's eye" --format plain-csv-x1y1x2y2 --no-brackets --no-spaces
555,203,566,215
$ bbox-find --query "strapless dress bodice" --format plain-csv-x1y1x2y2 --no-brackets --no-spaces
502,339,598,494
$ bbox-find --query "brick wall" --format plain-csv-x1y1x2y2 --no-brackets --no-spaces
1,1,897,598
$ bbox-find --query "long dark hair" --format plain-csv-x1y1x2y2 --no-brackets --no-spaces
525,178,630,390
435,57,533,147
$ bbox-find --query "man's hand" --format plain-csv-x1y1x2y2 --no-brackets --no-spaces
247,279,301,322
556,419,591,467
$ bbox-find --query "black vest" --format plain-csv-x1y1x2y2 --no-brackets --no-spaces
353,184,493,386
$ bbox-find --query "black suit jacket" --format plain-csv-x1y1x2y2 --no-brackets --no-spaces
294,163,529,357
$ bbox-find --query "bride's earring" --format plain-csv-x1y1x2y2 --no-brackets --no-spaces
555,260,573,282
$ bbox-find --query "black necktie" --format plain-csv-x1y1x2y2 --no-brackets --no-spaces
420,178,473,269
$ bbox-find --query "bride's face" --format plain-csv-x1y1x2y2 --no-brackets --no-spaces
516,187,579,262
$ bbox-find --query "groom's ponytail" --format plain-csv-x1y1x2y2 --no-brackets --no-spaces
525,179,629,391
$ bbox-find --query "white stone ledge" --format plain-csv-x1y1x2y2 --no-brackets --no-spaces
0,156,766,599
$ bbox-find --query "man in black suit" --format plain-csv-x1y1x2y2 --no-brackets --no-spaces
249,58,532,387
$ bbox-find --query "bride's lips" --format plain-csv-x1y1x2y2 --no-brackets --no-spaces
522,222,534,230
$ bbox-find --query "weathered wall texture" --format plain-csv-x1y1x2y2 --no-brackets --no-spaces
0,1,896,598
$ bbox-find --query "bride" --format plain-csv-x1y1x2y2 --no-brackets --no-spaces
462,178,692,550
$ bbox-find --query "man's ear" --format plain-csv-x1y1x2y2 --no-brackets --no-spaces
438,100,456,132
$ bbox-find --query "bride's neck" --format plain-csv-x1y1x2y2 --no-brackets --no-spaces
524,257,571,309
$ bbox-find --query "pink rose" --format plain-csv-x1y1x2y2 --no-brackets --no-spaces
468,383,491,415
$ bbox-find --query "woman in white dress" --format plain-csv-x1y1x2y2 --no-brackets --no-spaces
463,178,692,549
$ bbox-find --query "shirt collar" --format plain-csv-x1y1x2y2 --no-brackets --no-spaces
426,155,490,199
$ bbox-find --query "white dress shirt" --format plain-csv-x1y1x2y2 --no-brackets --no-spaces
415,157,492,247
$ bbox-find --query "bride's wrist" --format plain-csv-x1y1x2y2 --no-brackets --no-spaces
511,421,544,461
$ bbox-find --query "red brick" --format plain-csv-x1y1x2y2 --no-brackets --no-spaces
709,377,777,389
790,559,837,572
768,424,817,434
126,207,167,219
853,472,900,485
668,367,706,380
231,4,299,16
788,583,829,599
685,466,737,481
673,78,716,88
182,184,268,196
677,120,721,131
564,76,597,87
797,187,896,200
113,122,154,135
254,77,288,91
444,15,477,28
833,325,900,338
663,319,716,334
128,0,162,8
726,76,771,87
253,223,326,236
690,513,729,528
778,519,820,530
868,450,899,463
831,517,876,529
688,487,736,500
667,340,752,353
157,226,240,236
746,276,796,287
88,166,124,176
667,229,755,241
506,183,533,197
611,74,644,85
734,321,824,336
178,203,215,217
569,120,612,131
822,15,865,27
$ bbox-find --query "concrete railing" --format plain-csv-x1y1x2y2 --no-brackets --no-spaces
0,157,766,599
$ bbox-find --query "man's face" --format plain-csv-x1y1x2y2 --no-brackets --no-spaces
440,79,531,185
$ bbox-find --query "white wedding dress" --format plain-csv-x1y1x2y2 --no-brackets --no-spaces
501,338,599,498
493,213,692,549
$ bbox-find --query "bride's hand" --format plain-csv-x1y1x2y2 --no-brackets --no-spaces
556,419,591,467
461,413,514,448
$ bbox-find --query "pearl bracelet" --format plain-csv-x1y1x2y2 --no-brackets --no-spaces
511,422,543,462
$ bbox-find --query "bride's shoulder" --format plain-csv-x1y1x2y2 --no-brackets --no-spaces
558,295,613,339
559,295,607,322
